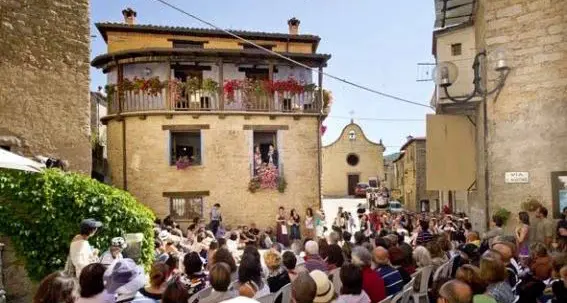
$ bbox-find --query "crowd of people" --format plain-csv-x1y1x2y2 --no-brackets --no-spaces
31,203,567,303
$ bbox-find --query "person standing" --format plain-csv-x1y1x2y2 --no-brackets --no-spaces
305,208,315,240
516,211,531,262
289,209,301,241
67,218,102,278
210,203,222,238
534,206,554,248
315,209,327,239
276,206,290,247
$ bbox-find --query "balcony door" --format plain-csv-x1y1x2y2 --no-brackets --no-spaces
172,65,211,110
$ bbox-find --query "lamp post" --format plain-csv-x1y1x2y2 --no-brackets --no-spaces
434,49,512,230
435,49,511,102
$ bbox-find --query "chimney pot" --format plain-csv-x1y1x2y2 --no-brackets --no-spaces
122,8,137,25
287,17,300,35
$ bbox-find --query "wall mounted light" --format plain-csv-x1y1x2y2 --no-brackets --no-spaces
434,49,511,103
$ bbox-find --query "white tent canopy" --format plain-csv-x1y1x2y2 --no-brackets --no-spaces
0,149,45,172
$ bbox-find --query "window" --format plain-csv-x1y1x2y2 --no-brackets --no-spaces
253,131,279,174
172,40,205,49
169,197,203,221
170,131,202,165
348,130,356,141
346,154,359,166
451,43,462,56
0,146,10,151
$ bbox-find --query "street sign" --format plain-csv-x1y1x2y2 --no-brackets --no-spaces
505,172,529,184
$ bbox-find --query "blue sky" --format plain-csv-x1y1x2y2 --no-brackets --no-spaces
90,0,435,153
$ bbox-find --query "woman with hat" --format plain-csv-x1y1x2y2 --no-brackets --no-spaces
310,270,337,303
104,258,147,303
100,237,127,267
68,218,103,278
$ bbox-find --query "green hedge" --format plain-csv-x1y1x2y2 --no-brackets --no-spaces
0,169,155,281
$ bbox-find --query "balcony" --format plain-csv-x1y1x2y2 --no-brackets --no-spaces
104,77,330,116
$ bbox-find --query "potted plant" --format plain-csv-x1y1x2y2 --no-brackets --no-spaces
494,207,512,225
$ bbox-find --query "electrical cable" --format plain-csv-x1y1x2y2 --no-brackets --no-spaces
153,0,433,109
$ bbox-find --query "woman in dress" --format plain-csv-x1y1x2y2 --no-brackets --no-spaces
289,209,301,241
516,211,531,263
315,209,327,239
359,214,371,238
253,146,262,174
276,206,290,247
305,208,315,240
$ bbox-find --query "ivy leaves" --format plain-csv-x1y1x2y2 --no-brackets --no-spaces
0,169,155,281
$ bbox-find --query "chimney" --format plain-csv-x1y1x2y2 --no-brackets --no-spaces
287,17,300,35
122,8,137,25
406,135,414,142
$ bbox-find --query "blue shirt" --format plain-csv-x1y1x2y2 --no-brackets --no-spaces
376,264,404,296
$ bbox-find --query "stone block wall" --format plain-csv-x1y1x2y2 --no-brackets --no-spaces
478,0,567,226
415,140,439,210
106,114,321,229
0,0,91,172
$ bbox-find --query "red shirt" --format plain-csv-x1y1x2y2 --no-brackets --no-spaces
361,266,386,303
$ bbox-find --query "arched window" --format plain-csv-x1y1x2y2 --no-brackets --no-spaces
348,130,356,141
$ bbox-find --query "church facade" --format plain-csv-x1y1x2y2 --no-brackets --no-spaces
322,121,385,197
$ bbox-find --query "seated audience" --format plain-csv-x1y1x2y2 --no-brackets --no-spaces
212,247,238,281
438,280,473,303
337,263,370,303
388,246,412,284
374,247,403,296
480,255,514,303
133,262,170,302
238,253,270,299
455,265,485,295
291,272,317,303
327,244,345,295
283,251,303,281
352,246,386,303
305,240,328,273
413,245,432,268
182,252,208,297
264,250,291,294
310,270,337,303
77,263,113,303
162,276,190,303
491,238,518,289
552,265,567,303
200,263,236,303
104,258,147,302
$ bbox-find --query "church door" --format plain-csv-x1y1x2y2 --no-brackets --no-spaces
347,174,359,196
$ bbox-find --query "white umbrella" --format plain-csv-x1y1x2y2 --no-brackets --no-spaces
0,149,45,172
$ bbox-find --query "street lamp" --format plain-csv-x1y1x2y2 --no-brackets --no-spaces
434,49,511,103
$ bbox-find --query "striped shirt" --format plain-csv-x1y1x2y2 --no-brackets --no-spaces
376,265,404,296
416,230,434,245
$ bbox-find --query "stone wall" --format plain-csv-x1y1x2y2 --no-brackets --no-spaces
0,237,37,303
106,114,321,229
415,140,439,211
0,0,91,172
472,0,567,228
322,123,385,197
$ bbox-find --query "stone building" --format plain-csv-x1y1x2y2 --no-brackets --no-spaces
393,137,438,212
91,10,331,228
427,0,567,230
322,121,385,197
0,0,91,172
0,1,90,302
383,152,400,191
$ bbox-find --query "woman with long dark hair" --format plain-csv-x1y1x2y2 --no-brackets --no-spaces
289,208,301,241
516,211,531,262
305,207,315,240
275,206,290,247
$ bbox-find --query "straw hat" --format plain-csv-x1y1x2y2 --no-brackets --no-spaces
310,270,335,303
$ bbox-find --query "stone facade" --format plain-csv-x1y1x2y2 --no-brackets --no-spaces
0,0,90,300
393,138,438,212
432,0,567,230
106,115,320,229
322,122,385,197
0,0,91,172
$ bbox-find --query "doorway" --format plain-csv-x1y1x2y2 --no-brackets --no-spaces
347,174,360,196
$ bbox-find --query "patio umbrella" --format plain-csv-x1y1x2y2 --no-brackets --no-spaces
0,148,45,172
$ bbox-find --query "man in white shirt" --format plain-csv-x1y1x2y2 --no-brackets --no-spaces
69,218,102,278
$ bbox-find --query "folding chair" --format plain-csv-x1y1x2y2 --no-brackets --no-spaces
412,265,433,303
272,283,291,303
256,293,276,303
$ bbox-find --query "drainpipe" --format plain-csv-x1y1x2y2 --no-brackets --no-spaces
483,97,490,230
115,59,128,190
317,66,324,208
